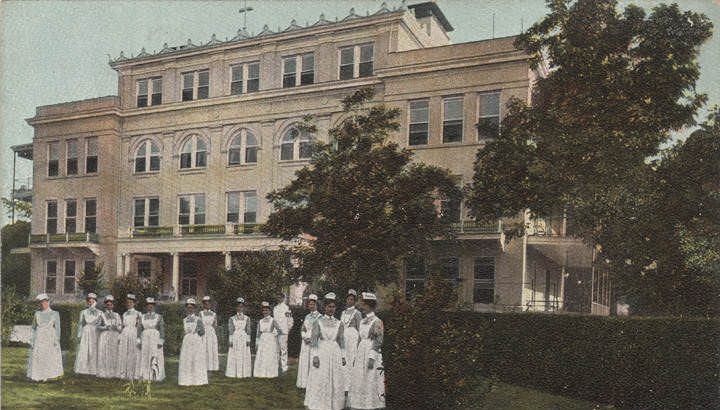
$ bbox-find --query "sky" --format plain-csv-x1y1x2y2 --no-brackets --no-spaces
0,0,718,228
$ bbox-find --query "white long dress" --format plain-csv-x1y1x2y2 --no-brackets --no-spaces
178,314,208,386
137,313,165,382
96,310,122,378
348,312,386,409
340,306,361,391
200,310,219,371
27,309,63,381
296,310,321,388
253,316,280,378
304,316,346,410
74,306,101,375
225,313,252,378
118,308,141,380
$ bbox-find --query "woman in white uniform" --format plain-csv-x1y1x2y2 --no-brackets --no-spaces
225,297,252,378
304,293,347,410
96,295,122,378
253,301,281,378
27,293,63,382
178,298,208,386
118,294,141,380
348,292,385,409
340,289,361,392
199,296,219,371
137,297,165,382
74,293,100,375
297,293,321,388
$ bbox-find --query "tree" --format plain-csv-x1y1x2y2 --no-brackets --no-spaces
109,275,162,314
468,0,714,316
77,262,106,296
1,221,31,296
264,87,462,291
205,249,294,316
1,197,32,220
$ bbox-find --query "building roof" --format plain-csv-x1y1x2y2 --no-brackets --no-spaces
11,143,33,160
408,1,454,32
108,2,407,67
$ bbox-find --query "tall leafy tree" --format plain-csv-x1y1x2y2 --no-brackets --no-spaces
1,221,31,296
468,0,714,315
264,88,461,291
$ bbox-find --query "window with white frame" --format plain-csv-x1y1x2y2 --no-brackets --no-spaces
182,70,209,101
64,259,76,294
339,44,373,80
443,96,464,143
178,194,205,225
230,62,260,95
179,135,207,169
133,197,159,227
85,137,98,173
46,201,57,234
226,191,258,224
228,130,258,165
280,127,313,161
48,142,60,177
65,199,77,233
408,100,429,146
136,77,162,107
405,255,426,298
474,256,495,304
478,91,501,140
45,260,57,294
66,139,78,175
84,198,97,233
137,260,151,280
283,53,314,88
134,140,161,173
181,259,198,296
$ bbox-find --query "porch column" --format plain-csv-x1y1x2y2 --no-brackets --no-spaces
117,254,125,276
172,252,180,302
124,253,132,276
224,251,232,270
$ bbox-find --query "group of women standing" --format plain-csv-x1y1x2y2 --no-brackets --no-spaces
27,289,385,409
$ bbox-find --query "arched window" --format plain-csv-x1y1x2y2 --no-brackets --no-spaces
179,135,208,169
134,140,160,173
228,129,258,165
280,126,313,161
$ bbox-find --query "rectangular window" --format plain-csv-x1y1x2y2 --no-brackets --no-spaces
227,192,240,223
282,57,297,88
247,63,260,92
178,194,205,225
230,64,244,95
46,201,57,234
151,78,162,105
83,260,96,277
134,197,159,227
409,100,429,146
181,260,198,296
474,256,495,304
182,72,194,101
359,44,374,77
65,199,77,233
243,191,257,224
84,198,96,233
64,259,76,294
478,92,501,140
197,70,209,99
283,53,314,88
443,96,464,143
231,63,260,94
339,47,355,80
45,260,57,294
85,137,98,174
194,194,205,224
148,198,159,226
137,261,151,279
227,191,257,224
134,198,146,227
137,79,148,107
405,255,426,298
301,53,314,85
439,257,459,280
66,140,78,175
48,142,59,177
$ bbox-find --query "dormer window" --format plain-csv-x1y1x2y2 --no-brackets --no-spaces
182,70,209,101
137,77,162,107
339,44,373,80
282,53,314,88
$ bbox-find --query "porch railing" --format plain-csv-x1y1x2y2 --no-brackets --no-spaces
127,223,265,238
29,232,99,244
449,219,502,234
132,226,174,237
233,223,262,235
180,224,226,235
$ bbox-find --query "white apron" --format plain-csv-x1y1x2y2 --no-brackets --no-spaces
348,315,386,409
253,317,279,378
178,315,208,386
74,307,100,375
27,310,63,381
118,309,141,380
304,317,346,410
297,311,320,388
201,310,219,371
137,314,165,381
341,307,360,391
225,314,252,378
96,310,121,378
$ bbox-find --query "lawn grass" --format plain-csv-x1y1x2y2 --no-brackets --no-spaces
2,347,609,409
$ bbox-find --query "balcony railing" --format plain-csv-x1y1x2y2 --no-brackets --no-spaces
128,223,263,238
527,215,579,237
180,224,226,235
132,226,174,237
449,219,502,234
30,232,99,244
233,223,262,235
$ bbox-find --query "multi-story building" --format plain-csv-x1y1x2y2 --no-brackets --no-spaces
24,1,611,313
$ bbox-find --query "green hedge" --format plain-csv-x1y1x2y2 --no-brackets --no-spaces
385,312,720,410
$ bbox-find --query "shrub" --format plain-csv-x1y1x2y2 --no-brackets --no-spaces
76,262,106,295
1,287,34,344
109,274,162,314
